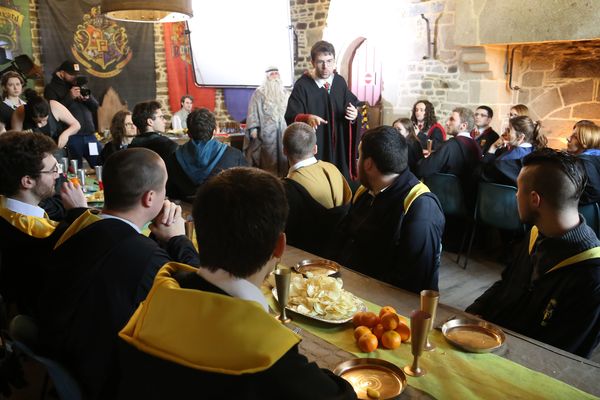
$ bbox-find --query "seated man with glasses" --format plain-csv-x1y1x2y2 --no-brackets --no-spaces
129,100,178,164
285,40,360,183
0,131,87,314
472,105,499,154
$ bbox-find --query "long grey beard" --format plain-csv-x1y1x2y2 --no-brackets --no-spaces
262,78,289,117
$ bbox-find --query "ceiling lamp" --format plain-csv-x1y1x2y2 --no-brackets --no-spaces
101,0,193,23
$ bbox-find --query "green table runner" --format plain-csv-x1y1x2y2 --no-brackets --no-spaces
265,293,597,399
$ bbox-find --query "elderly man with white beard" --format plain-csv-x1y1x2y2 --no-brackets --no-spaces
244,66,290,177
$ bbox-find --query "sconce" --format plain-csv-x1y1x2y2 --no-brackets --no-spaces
101,0,193,23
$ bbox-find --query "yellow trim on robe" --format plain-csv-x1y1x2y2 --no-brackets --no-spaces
528,225,600,274
0,195,58,238
119,262,301,375
288,160,352,208
53,209,102,249
352,182,431,213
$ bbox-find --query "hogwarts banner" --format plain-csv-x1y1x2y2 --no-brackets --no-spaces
163,22,215,114
37,0,156,109
0,0,32,69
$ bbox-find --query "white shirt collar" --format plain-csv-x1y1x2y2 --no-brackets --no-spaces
457,132,473,139
519,142,533,148
288,156,318,174
314,75,334,89
4,197,46,218
196,267,269,312
3,98,25,110
100,213,141,233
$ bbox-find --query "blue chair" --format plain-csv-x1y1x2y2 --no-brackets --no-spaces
9,315,82,400
466,182,526,267
579,202,600,238
424,173,471,267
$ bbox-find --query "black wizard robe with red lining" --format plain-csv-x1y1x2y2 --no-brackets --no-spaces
285,72,360,181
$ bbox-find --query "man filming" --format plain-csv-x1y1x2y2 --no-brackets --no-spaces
45,60,102,167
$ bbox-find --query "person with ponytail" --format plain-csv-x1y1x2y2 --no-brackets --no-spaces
11,89,80,150
479,116,547,185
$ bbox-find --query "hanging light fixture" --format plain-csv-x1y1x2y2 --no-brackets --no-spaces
101,0,193,23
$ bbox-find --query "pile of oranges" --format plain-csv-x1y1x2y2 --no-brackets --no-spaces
352,306,410,352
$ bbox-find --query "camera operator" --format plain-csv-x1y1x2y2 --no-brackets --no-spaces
44,60,102,167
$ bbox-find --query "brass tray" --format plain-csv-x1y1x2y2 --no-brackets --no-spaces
272,287,366,324
293,258,341,277
333,358,407,399
441,318,505,353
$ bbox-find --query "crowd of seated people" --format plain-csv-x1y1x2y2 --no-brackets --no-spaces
3,90,600,399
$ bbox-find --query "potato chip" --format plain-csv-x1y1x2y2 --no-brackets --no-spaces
286,273,363,321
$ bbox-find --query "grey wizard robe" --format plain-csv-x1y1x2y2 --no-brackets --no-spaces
244,88,289,177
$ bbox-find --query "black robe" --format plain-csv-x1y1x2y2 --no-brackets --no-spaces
285,73,359,181
329,170,445,293
117,270,357,400
129,131,178,164
38,216,199,399
579,154,600,205
283,178,350,257
475,127,499,154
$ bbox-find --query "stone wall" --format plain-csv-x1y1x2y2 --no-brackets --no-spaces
513,41,600,149
289,0,330,77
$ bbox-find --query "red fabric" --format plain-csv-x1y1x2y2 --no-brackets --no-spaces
163,22,216,113
294,114,311,123
428,122,447,141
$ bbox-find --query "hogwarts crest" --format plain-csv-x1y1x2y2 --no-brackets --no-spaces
71,6,132,78
0,1,24,52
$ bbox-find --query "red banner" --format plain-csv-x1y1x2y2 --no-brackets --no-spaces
163,22,215,113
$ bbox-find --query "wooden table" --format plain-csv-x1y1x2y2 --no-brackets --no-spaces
280,246,600,398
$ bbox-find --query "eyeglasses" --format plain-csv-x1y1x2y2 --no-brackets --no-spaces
39,163,59,174
474,113,489,117
315,59,335,67
153,114,166,120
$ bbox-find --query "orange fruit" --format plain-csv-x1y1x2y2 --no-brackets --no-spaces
354,326,372,341
372,323,385,340
381,330,402,349
357,333,378,352
380,312,399,331
361,312,380,328
379,306,396,318
352,312,366,327
395,322,411,342
397,315,409,327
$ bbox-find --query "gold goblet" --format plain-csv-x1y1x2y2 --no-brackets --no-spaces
421,290,440,351
404,310,431,377
274,266,292,324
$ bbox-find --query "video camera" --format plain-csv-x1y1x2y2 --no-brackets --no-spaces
0,48,40,82
74,75,91,97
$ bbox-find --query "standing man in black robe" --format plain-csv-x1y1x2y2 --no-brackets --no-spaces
285,40,360,182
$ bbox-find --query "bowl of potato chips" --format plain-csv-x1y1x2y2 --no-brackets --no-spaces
272,273,366,323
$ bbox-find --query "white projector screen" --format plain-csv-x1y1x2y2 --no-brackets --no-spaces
187,1,294,88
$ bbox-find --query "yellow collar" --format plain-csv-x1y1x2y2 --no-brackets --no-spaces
0,196,58,238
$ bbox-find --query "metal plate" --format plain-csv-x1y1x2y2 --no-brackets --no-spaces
441,318,506,353
333,358,407,400
293,258,341,277
272,287,366,324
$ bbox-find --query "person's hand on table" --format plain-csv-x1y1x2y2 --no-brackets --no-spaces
345,103,358,121
306,114,327,129
60,181,88,209
149,200,185,243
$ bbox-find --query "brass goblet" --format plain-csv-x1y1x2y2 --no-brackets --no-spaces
274,266,292,324
404,310,431,377
421,290,440,351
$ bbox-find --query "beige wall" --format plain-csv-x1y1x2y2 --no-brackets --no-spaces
455,0,600,46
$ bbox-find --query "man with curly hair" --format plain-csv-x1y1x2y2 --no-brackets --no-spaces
0,131,87,313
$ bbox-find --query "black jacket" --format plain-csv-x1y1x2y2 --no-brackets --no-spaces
129,131,178,164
